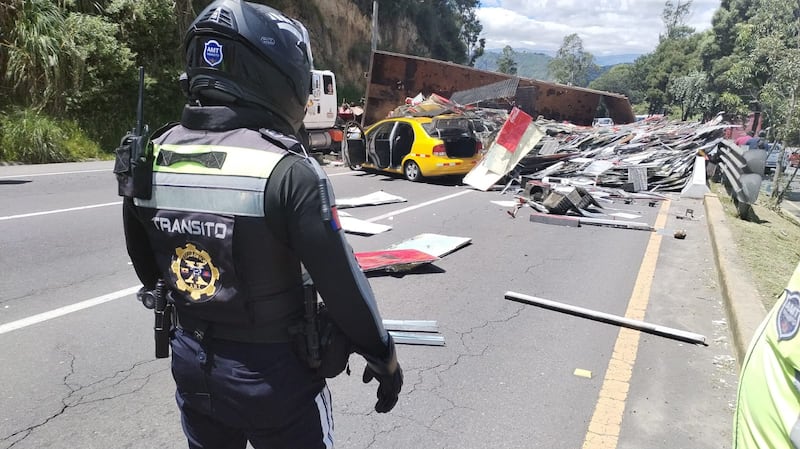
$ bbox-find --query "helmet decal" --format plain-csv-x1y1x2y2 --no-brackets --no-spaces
171,243,220,302
203,39,224,67
260,36,275,46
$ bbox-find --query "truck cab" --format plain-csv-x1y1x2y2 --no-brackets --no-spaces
303,70,342,153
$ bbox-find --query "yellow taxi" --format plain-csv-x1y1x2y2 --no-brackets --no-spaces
342,116,483,182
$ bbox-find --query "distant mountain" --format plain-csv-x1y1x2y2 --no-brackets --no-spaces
473,49,552,80
595,54,640,66
473,49,640,82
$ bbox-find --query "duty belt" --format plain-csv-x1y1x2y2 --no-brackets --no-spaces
175,310,292,344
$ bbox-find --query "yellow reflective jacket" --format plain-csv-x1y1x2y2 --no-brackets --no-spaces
734,261,800,448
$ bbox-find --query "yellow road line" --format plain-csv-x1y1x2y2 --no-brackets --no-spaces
582,199,671,449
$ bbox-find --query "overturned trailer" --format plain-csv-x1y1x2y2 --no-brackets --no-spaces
362,50,635,128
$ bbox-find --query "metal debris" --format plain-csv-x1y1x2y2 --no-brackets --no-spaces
384,320,445,346
387,233,472,258
337,191,407,208
354,233,471,272
505,291,708,345
336,211,392,235
511,115,737,194
355,249,438,272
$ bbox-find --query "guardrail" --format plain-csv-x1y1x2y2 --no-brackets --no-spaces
715,140,767,218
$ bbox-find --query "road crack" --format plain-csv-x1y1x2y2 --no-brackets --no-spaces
0,348,165,449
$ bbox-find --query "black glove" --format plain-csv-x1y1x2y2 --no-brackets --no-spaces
362,335,403,413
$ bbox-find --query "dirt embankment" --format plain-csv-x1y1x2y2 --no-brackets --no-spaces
280,0,426,92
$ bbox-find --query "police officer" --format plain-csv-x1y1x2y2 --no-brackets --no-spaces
121,1,402,447
733,260,800,448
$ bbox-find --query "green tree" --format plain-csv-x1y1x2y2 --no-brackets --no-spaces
643,35,704,115
744,0,800,200
633,0,706,117
469,38,486,67
750,0,799,137
103,0,187,144
661,0,695,40
701,0,760,119
548,33,597,87
1,0,73,112
668,71,711,120
61,12,136,147
589,64,645,104
496,45,518,75
452,0,485,66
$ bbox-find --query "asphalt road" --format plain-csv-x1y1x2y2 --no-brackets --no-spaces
0,160,739,449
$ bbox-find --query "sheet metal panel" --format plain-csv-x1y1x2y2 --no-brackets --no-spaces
450,78,520,105
364,50,634,127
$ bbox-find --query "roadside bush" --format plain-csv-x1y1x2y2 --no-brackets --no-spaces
0,108,103,163
63,121,105,161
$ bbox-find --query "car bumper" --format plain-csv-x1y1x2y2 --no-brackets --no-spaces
420,159,480,176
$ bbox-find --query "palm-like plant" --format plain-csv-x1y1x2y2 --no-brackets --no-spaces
2,0,73,112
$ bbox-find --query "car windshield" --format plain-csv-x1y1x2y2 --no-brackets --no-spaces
594,118,613,126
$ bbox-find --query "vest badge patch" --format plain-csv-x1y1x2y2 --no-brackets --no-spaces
171,243,220,302
777,289,800,341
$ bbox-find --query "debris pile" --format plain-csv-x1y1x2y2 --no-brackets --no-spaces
382,90,734,196
513,115,732,193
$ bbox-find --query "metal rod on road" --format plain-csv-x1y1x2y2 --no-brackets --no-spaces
389,331,445,346
383,319,438,333
504,291,707,346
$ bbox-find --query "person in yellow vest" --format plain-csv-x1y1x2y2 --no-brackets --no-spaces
734,260,800,448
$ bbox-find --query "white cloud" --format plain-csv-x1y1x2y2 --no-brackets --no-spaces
477,0,721,56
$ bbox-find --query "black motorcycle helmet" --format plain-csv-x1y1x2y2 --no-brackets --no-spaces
184,0,313,133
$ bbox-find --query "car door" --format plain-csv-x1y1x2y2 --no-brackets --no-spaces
390,122,414,167
368,122,395,169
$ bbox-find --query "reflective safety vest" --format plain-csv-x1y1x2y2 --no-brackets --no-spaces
734,261,800,448
133,125,303,334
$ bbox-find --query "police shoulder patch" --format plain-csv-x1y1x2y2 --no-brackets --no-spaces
777,289,800,341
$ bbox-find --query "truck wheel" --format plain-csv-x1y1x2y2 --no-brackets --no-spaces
404,160,422,182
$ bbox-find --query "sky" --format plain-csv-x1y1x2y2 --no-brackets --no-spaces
476,0,722,57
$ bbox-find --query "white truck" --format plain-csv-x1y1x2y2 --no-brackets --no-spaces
303,69,343,153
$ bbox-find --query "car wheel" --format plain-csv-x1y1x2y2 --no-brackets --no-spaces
404,160,422,182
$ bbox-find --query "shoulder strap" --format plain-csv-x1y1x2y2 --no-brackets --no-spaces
259,128,306,155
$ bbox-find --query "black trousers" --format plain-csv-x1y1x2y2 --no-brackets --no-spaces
170,328,333,449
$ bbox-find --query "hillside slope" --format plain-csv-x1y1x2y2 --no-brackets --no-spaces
276,0,429,98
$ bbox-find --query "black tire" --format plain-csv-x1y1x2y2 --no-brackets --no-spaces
404,160,423,182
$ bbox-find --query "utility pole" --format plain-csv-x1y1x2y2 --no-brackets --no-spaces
371,1,379,54
362,1,379,128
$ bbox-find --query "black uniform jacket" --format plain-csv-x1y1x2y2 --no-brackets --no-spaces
122,104,390,359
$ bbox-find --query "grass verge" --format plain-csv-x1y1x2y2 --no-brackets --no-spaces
711,181,800,311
